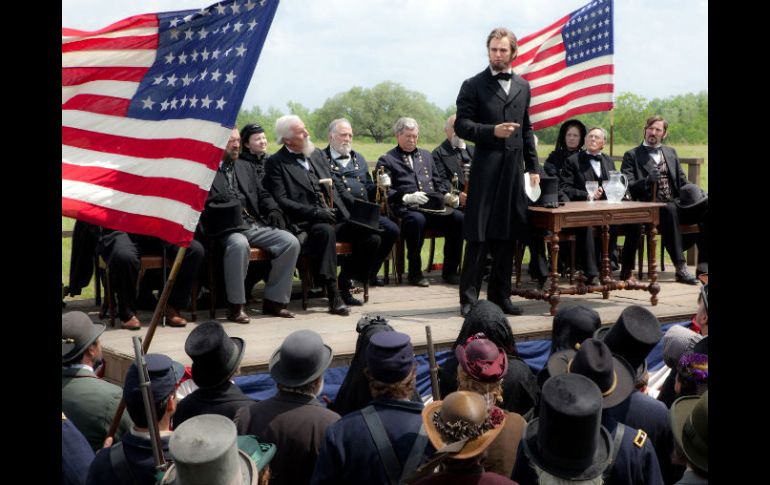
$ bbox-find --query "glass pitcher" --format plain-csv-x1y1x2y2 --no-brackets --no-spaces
605,171,628,203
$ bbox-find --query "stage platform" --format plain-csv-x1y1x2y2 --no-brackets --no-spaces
63,268,701,386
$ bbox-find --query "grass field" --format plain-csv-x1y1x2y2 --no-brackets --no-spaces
62,142,707,301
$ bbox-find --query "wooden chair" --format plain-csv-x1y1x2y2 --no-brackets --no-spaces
514,233,577,288
636,223,701,280
393,228,456,285
98,249,198,328
298,242,368,310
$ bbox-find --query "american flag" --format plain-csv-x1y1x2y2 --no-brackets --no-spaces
62,0,279,247
512,0,614,131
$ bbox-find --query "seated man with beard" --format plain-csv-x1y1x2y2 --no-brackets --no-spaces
263,115,382,314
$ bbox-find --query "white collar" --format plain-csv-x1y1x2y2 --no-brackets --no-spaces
330,147,350,160
489,66,513,76
64,363,94,373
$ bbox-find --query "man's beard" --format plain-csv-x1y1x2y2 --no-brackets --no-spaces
301,137,316,158
450,134,463,148
332,141,352,157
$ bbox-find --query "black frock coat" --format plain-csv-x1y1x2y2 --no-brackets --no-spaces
454,67,540,242
621,144,688,201
559,151,617,201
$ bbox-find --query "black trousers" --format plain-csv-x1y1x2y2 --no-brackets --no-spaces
370,215,400,278
336,222,382,289
99,232,204,321
460,239,517,305
400,209,464,279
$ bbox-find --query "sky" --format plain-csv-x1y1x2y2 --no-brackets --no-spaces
62,0,708,113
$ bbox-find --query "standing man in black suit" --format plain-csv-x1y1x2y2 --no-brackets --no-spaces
455,27,541,316
431,114,473,209
620,116,706,284
322,118,399,287
264,115,381,314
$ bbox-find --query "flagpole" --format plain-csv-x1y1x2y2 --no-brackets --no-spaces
105,247,187,441
609,108,615,157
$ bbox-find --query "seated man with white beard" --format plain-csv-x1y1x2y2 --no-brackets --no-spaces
263,115,382,315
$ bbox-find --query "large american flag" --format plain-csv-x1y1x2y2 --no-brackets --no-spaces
513,0,614,131
62,0,279,247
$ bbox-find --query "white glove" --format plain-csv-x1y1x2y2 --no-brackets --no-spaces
378,173,391,187
444,192,460,208
403,191,429,205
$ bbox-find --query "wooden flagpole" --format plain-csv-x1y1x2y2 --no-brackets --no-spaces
609,108,615,157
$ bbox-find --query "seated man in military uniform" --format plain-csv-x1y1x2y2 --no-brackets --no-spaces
322,118,399,287
431,114,473,210
375,117,464,287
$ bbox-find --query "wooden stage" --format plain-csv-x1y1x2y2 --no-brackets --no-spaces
64,268,701,386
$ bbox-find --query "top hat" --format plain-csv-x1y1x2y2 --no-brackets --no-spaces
415,192,453,216
423,391,507,460
594,306,662,382
123,354,185,427
161,414,259,485
366,331,415,383
455,333,508,383
269,330,333,388
185,321,245,389
546,338,635,408
536,176,560,208
674,184,707,210
670,391,708,475
347,199,384,233
62,311,105,363
550,304,602,354
201,198,250,238
522,374,612,480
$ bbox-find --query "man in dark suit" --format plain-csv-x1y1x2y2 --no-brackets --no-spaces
375,117,464,287
455,27,541,316
431,114,474,208
322,118,399,287
264,115,381,314
620,116,706,284
560,127,631,284
202,128,300,322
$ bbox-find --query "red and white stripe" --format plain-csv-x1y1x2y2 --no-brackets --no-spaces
62,14,225,247
512,14,614,131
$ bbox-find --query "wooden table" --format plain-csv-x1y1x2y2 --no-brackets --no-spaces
512,201,666,315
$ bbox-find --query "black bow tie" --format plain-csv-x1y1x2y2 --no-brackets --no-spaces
494,71,512,81
587,153,602,161
288,151,305,161
335,155,350,161
645,146,660,154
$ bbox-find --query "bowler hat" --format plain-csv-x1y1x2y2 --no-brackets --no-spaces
670,391,708,475
347,199,384,233
550,304,601,353
594,305,662,382
201,198,250,238
455,333,508,383
123,354,185,427
423,391,507,460
161,414,258,485
185,321,245,389
415,192,453,216
269,330,333,387
366,331,415,383
536,176,560,208
522,374,612,480
546,338,635,408
62,311,105,363
674,184,707,210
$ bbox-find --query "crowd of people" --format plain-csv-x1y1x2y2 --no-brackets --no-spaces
63,26,709,485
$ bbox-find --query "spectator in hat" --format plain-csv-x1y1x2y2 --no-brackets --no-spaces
537,304,602,387
412,391,516,485
62,311,133,451
454,334,527,478
542,338,664,485
669,392,707,484
62,412,95,485
234,330,339,485
513,373,612,484
656,325,703,408
173,321,254,428
596,306,677,484
439,300,540,418
86,354,185,485
674,352,708,399
160,413,276,485
311,331,433,485
240,122,270,182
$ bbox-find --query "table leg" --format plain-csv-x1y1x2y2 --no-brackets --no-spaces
548,233,560,315
601,224,610,299
648,223,660,305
